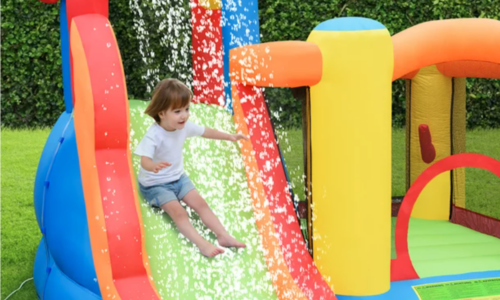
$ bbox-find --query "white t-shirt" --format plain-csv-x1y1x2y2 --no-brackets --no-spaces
134,121,205,187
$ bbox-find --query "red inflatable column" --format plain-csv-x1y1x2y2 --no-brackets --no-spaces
190,0,225,106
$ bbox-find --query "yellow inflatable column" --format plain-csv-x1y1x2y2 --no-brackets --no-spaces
307,18,393,296
406,65,465,220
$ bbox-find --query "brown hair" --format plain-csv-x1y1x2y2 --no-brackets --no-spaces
144,78,193,123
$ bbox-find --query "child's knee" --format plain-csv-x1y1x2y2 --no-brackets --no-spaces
163,203,187,220
192,199,210,212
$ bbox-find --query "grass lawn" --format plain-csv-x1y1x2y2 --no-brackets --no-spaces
1,127,499,299
277,127,409,199
278,128,409,200
280,128,500,218
464,129,500,219
1,129,49,300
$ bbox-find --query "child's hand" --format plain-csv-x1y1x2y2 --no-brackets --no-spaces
153,161,171,173
230,133,249,142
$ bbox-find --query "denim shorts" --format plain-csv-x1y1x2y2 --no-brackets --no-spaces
139,174,196,207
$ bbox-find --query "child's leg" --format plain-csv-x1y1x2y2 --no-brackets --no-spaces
161,201,224,257
182,190,246,248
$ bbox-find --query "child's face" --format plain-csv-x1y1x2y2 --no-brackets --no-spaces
158,103,190,131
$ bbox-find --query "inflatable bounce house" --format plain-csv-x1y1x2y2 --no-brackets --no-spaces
34,0,500,299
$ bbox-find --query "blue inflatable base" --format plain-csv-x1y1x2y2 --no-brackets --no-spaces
34,238,101,300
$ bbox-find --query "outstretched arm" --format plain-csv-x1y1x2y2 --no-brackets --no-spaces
141,156,171,173
202,127,249,142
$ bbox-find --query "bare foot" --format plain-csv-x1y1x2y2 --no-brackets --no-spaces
218,234,246,248
199,242,224,257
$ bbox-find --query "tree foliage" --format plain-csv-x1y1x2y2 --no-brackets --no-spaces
2,0,499,128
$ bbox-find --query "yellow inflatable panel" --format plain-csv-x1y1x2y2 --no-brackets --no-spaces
408,65,451,220
307,21,392,296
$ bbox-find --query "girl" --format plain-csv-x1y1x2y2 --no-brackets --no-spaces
134,78,247,257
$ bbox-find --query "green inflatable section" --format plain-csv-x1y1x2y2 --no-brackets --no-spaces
392,217,500,278
129,100,277,299
408,218,500,278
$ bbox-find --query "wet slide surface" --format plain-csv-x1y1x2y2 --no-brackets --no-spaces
129,100,277,299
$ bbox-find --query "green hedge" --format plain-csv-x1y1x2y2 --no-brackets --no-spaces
2,0,499,128
1,1,63,127
258,0,500,128
1,0,192,128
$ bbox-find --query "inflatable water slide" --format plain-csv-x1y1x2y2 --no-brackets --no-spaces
33,0,331,299
34,0,500,299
